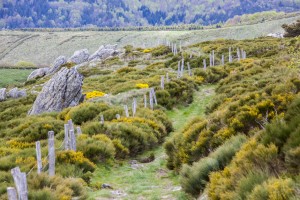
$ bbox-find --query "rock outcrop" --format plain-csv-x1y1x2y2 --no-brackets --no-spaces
89,45,119,62
28,67,83,115
68,49,89,64
0,88,6,101
267,33,284,38
8,88,27,98
27,68,49,81
47,56,67,75
27,56,67,81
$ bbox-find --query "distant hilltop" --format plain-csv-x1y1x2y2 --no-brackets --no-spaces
0,0,300,29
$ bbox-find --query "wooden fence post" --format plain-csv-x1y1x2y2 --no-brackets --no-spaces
35,141,42,174
7,187,18,200
166,73,170,83
64,124,69,150
11,167,28,200
149,90,153,110
132,98,137,117
242,50,247,59
76,127,82,136
212,50,215,66
69,130,76,151
181,58,184,77
187,62,192,76
151,88,157,105
100,115,104,124
20,173,28,200
221,55,225,66
48,131,55,176
124,105,129,117
237,48,241,61
68,119,74,132
144,94,147,108
229,47,233,63
177,61,181,78
161,75,165,89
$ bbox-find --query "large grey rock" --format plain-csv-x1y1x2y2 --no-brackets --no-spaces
27,67,49,81
8,88,27,99
47,56,67,75
0,88,6,101
89,44,119,62
28,67,84,115
68,49,89,64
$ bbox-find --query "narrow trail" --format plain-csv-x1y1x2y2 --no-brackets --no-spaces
88,85,215,200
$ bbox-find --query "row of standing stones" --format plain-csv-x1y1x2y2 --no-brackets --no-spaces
0,44,120,115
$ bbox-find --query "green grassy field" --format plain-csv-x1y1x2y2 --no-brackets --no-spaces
0,69,32,88
88,85,215,200
0,15,299,67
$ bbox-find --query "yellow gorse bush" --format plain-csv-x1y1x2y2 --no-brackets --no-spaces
15,156,35,165
57,150,96,168
85,91,106,99
136,83,149,89
7,140,35,149
113,117,160,131
143,49,152,53
0,147,19,156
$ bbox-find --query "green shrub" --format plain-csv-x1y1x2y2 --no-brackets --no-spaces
101,107,124,121
27,173,87,200
6,116,64,142
112,138,130,159
66,102,110,125
236,171,269,199
77,134,115,163
82,122,107,136
248,178,296,200
116,67,137,74
56,150,96,173
151,45,171,57
15,61,36,68
128,60,140,67
180,135,247,196
180,158,219,196
108,122,158,155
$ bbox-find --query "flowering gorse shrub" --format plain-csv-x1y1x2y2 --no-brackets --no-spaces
85,91,106,99
136,83,149,89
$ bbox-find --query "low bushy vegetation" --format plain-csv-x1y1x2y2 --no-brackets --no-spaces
1,35,300,199
180,135,247,197
165,36,300,198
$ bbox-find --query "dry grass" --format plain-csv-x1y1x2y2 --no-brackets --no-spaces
0,16,298,66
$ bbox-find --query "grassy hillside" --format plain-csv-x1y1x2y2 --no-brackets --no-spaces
0,69,33,88
0,15,299,67
1,0,299,28
0,29,300,199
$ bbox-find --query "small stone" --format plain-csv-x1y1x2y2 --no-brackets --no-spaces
27,67,49,81
89,44,119,62
8,88,26,99
47,56,67,75
101,183,113,189
68,49,89,64
0,88,6,101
